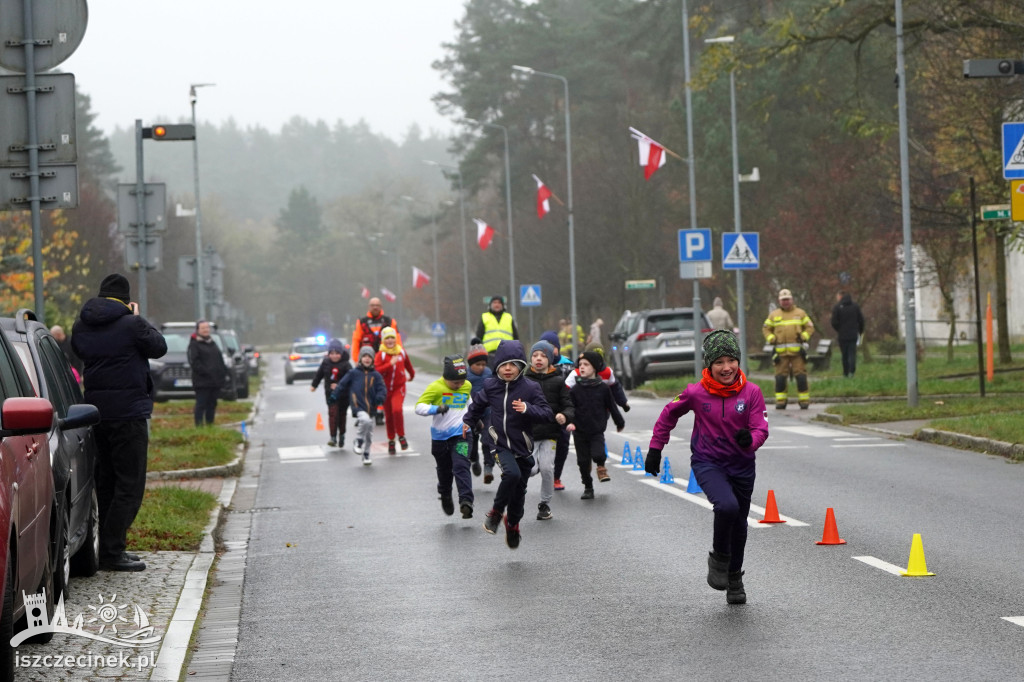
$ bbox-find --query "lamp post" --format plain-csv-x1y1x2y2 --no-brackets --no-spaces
512,65,578,358
190,82,215,321
425,160,472,345
465,118,516,319
896,0,919,407
402,194,446,365
681,1,703,376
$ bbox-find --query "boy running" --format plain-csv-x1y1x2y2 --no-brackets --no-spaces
331,346,386,465
524,340,574,520
415,355,474,518
569,350,625,500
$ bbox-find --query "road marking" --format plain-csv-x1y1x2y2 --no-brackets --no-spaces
853,555,906,576
832,436,881,441
275,411,306,421
1001,617,1024,628
278,446,324,461
639,477,712,508
758,445,809,450
748,502,810,526
831,443,906,448
775,425,842,438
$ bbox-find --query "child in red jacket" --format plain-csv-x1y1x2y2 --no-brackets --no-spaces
374,326,415,454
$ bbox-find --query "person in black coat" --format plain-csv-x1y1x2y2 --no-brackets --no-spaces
188,320,228,426
830,291,866,378
569,350,625,500
524,340,575,521
72,273,167,572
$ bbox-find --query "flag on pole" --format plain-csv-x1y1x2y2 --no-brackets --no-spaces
473,218,495,250
360,285,370,299
381,287,397,302
629,127,669,180
533,174,552,218
412,266,431,288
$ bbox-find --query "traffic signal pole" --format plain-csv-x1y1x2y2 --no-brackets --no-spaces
134,120,149,317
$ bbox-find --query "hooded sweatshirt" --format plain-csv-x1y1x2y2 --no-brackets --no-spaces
331,361,386,416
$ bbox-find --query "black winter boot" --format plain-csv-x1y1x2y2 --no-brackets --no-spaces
727,571,746,604
707,551,730,590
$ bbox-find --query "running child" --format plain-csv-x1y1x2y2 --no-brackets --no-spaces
374,326,415,454
415,355,474,518
331,346,387,465
311,339,351,448
524,340,574,521
465,340,493,480
569,349,624,500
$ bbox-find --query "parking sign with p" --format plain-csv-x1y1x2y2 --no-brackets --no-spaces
678,229,712,262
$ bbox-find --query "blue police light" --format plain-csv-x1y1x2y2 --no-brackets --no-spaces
315,334,327,345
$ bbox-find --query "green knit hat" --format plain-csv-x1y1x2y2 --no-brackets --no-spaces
703,329,741,369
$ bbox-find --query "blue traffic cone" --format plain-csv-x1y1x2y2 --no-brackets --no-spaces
659,457,675,484
622,441,632,465
632,446,645,471
686,468,703,494
241,420,248,440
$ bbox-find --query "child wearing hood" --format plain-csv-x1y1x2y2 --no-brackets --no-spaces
311,338,352,447
569,349,625,500
465,339,494,480
645,330,769,605
331,346,386,465
463,340,553,549
374,326,415,454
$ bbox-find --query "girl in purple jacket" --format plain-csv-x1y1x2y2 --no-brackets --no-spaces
645,330,769,605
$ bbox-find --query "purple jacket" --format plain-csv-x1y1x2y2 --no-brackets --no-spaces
649,380,769,473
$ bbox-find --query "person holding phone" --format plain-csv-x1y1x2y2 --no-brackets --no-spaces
73,273,167,572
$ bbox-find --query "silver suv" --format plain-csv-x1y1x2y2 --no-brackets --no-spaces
618,307,711,388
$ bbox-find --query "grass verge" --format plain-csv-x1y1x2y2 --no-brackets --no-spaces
128,486,218,552
148,424,242,472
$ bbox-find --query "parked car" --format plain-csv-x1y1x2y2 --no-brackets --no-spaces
607,310,640,382
2,310,102,605
151,323,241,401
0,324,60,668
618,307,712,388
218,329,250,399
284,337,328,384
243,344,260,375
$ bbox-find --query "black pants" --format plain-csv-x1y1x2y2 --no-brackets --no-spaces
431,436,474,506
491,448,534,526
553,427,570,480
691,460,755,573
194,387,219,426
839,339,858,377
94,419,149,562
572,431,607,489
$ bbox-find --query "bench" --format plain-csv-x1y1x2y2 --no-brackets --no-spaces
749,339,833,372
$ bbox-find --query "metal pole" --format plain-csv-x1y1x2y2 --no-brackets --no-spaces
21,0,44,319
501,125,516,320
456,171,471,346
134,120,148,317
969,178,985,397
683,0,703,375
432,208,442,365
189,85,214,321
728,67,748,373
896,0,919,406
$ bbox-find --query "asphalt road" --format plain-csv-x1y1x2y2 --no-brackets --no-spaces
230,354,1024,681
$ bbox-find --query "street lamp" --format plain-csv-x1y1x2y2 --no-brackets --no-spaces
190,82,215,321
681,1,703,375
512,65,578,357
424,160,472,345
402,194,446,365
465,117,517,319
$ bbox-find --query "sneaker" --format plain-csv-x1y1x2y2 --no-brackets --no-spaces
537,502,552,520
472,461,482,477
726,571,746,604
504,515,521,549
597,466,610,482
399,435,409,450
327,440,336,447
581,488,594,500
353,440,364,455
553,479,565,491
483,509,501,534
441,493,455,516
460,502,473,519
362,453,372,466
483,471,494,485
388,440,397,455
338,436,345,448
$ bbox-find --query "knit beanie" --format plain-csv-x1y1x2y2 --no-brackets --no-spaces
584,341,604,355
466,341,488,364
702,329,741,369
328,338,348,359
98,273,131,303
359,346,375,361
530,340,555,365
540,330,561,355
443,355,468,380
579,349,605,373
381,326,397,341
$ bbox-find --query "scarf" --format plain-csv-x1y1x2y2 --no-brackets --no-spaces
700,367,746,398
381,342,403,357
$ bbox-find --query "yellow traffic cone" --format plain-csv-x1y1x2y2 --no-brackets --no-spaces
900,533,935,577
315,413,325,431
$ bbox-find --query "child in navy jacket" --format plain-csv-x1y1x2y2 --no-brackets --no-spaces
331,346,386,465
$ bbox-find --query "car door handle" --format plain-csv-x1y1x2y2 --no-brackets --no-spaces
26,441,40,460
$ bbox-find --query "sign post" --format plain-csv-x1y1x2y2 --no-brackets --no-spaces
520,285,541,342
678,228,712,376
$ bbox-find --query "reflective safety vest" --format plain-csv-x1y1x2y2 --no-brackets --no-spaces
480,311,515,352
762,306,814,356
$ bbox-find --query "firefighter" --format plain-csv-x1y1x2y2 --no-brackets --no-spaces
763,288,815,409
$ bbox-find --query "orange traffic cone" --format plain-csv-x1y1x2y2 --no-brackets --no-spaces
315,413,325,431
815,507,846,545
758,490,786,524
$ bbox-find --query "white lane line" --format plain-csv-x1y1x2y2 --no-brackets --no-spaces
278,445,324,461
1001,617,1024,628
832,437,881,441
775,425,841,438
639,477,712,508
853,555,906,576
747,503,810,526
282,458,326,464
832,443,906,448
759,445,809,450
275,411,306,421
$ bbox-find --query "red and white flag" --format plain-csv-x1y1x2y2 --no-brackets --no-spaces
381,287,397,302
360,285,370,299
630,127,667,180
412,266,431,289
473,218,495,250
533,174,552,218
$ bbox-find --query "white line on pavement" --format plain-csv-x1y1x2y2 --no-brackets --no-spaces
853,555,907,576
758,445,809,450
775,425,844,438
1001,617,1024,628
831,443,906,448
275,411,306,421
278,445,324,460
747,503,810,526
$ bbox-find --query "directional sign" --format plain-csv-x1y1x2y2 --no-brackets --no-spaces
625,279,656,290
431,322,446,338
722,232,759,270
981,204,1011,221
678,229,712,262
1013,181,1024,222
1002,123,1024,180
520,284,542,307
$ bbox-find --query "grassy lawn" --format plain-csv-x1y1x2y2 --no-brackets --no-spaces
128,486,218,552
149,398,248,471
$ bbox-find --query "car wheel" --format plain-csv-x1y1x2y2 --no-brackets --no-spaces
71,488,100,577
0,559,13,679
633,366,645,388
238,375,250,399
23,550,55,644
285,374,294,385
53,502,71,603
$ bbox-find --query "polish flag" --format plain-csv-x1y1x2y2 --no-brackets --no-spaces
360,286,370,299
637,136,666,180
381,287,397,302
474,219,495,250
533,174,552,219
412,266,431,289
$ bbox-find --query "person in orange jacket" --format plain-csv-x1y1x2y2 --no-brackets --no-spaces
374,326,415,454
352,297,401,354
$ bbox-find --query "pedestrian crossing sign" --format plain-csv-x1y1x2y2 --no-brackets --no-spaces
1003,123,1024,180
520,284,542,307
722,233,759,270
431,322,446,337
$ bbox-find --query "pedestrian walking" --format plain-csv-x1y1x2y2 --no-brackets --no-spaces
586,318,604,347
463,340,552,549
762,288,815,409
644,330,769,604
72,273,168,572
188,320,228,426
311,339,351,447
465,339,493,480
415,355,474,519
374,326,415,454
831,291,865,378
569,349,625,500
524,340,574,521
476,295,519,360
331,346,386,465
706,297,735,331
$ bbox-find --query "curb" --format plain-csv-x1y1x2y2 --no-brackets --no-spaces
146,443,245,480
916,428,1024,459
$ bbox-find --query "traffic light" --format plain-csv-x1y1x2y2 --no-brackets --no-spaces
143,124,196,141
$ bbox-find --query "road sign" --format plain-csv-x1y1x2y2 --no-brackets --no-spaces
431,322,446,338
722,232,759,270
1012,182,1024,222
0,0,88,73
679,262,712,279
520,284,542,307
125,236,162,271
678,228,712,262
1002,123,1024,180
625,279,656,290
981,204,1011,221
0,73,78,165
117,183,167,233
0,163,77,210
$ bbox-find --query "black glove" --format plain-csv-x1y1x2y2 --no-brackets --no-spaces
436,404,449,415
622,403,631,412
645,447,662,476
734,428,752,449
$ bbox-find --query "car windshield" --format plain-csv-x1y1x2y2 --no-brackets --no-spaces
164,332,224,352
646,313,693,333
294,344,327,355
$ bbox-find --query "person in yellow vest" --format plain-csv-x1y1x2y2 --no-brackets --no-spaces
763,288,815,410
476,296,519,360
